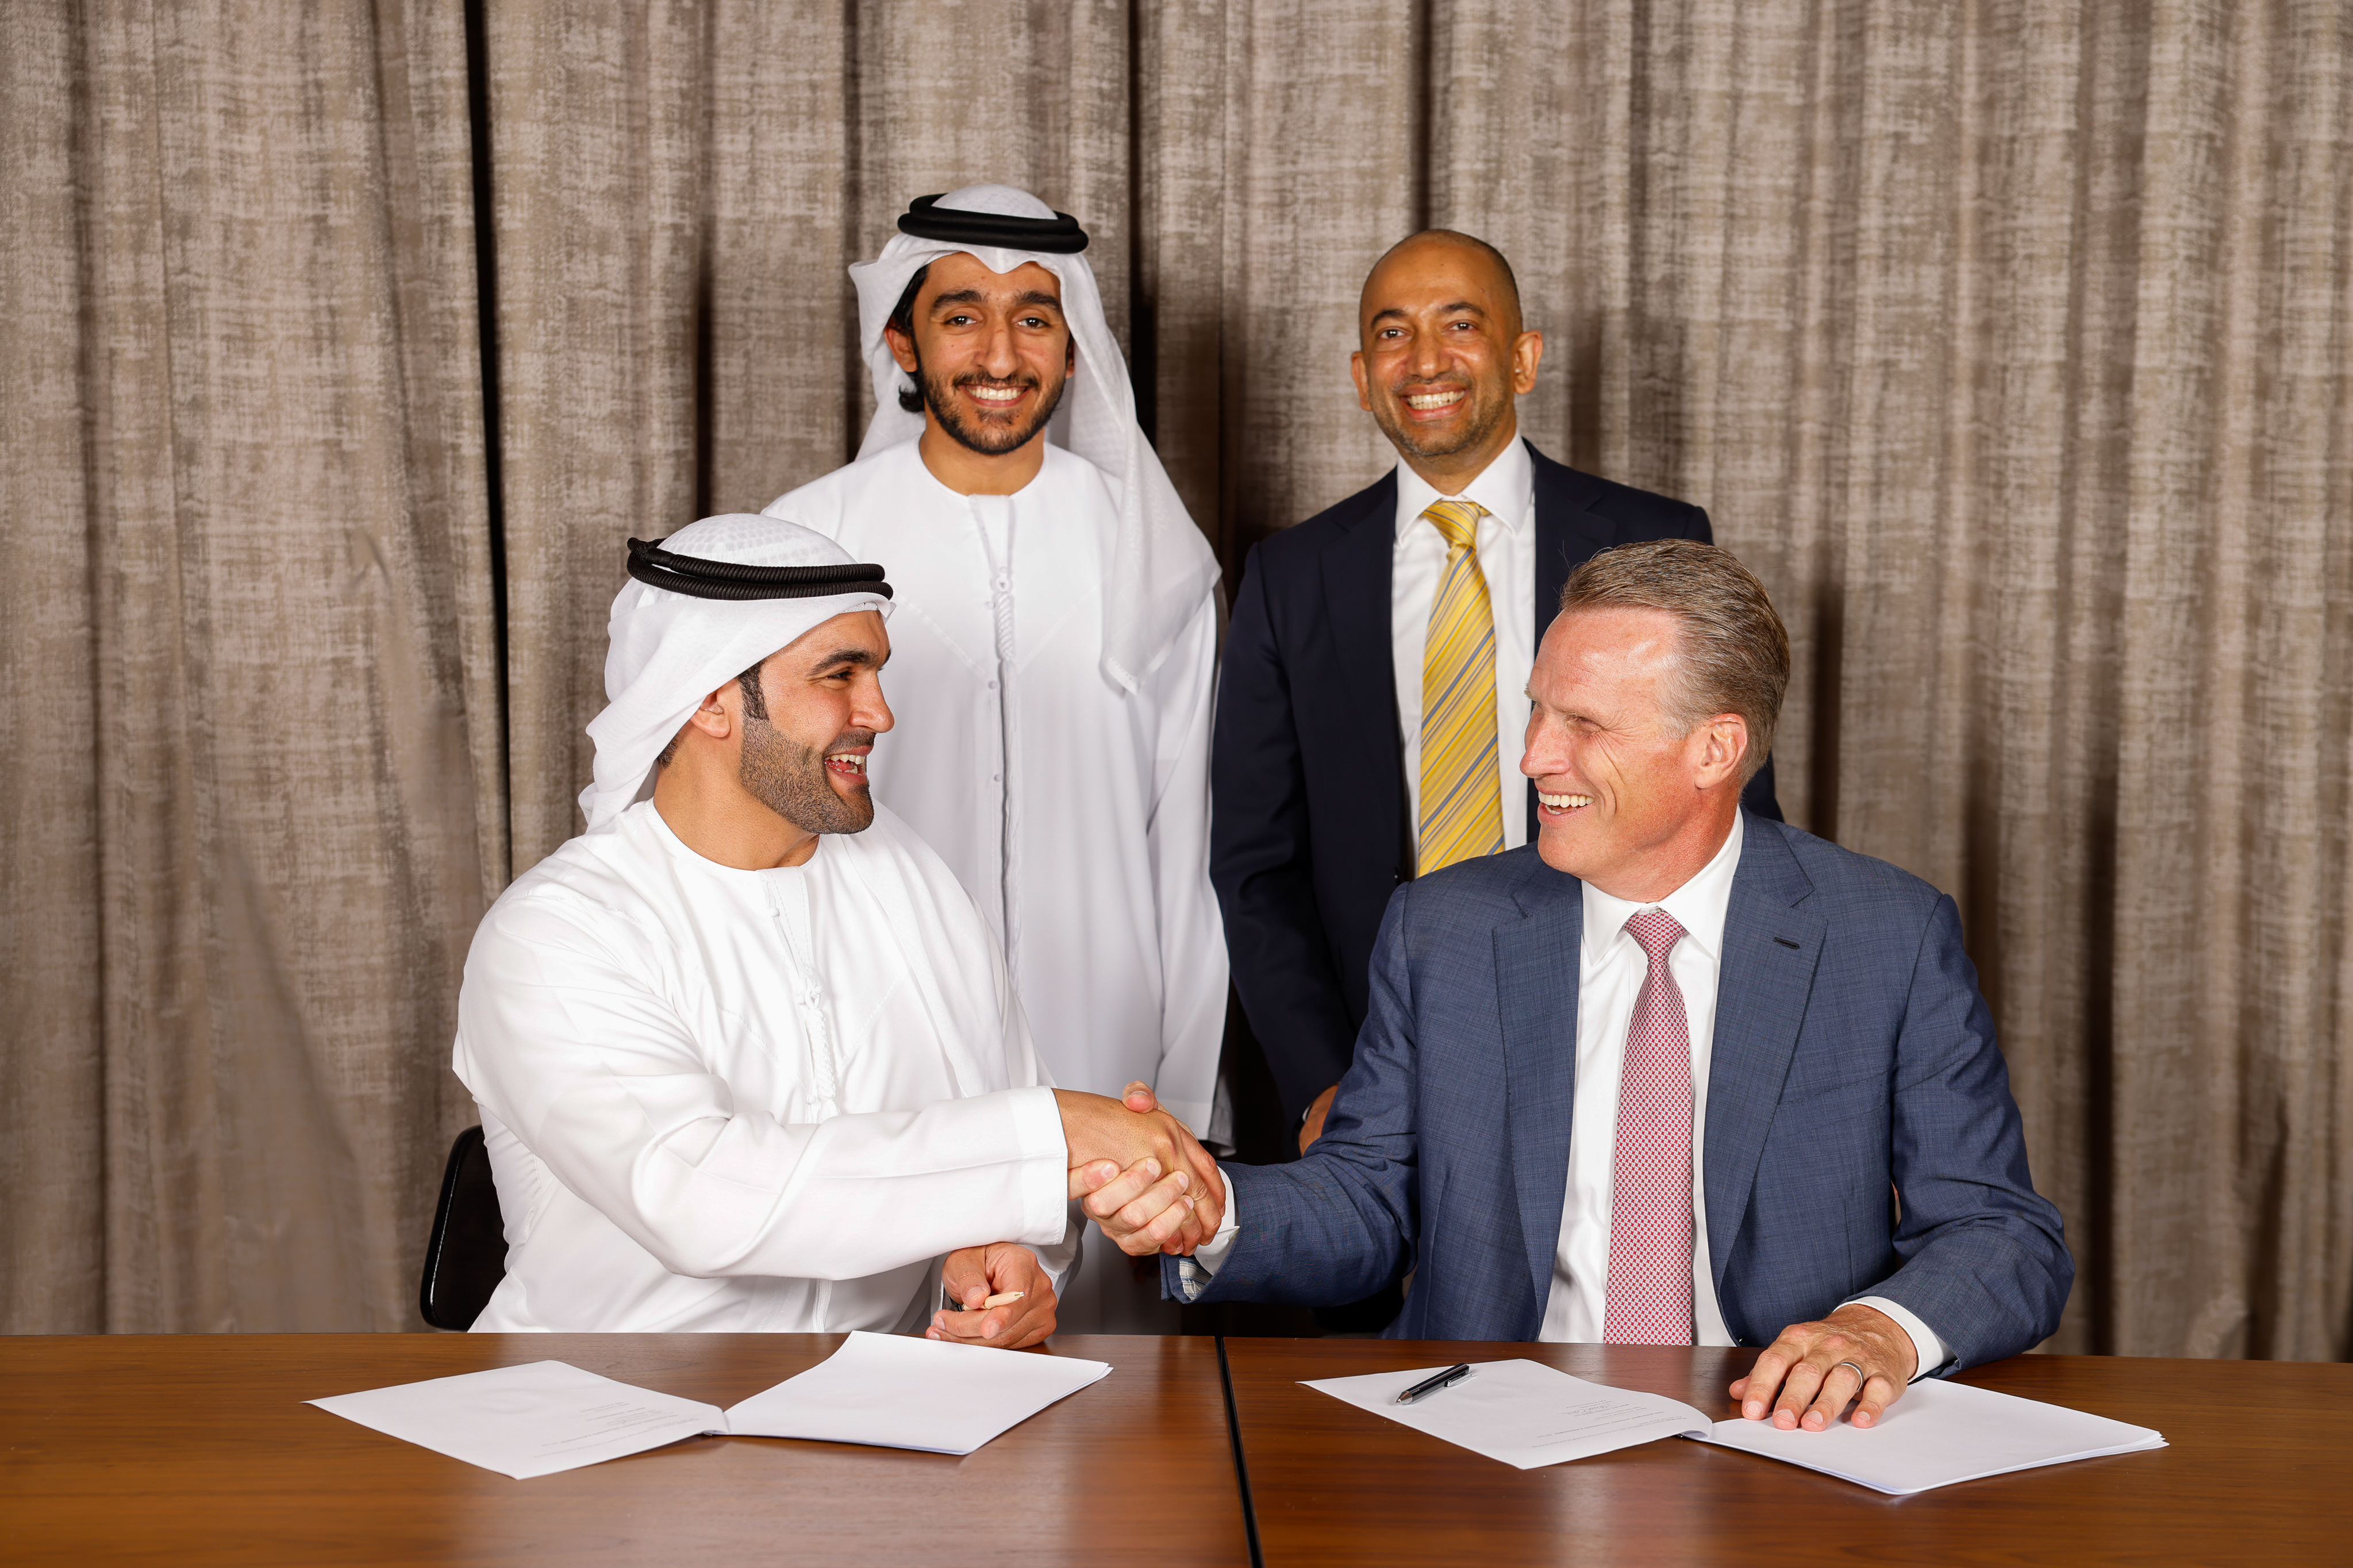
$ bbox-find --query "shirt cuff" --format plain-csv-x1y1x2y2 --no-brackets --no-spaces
1847,1295,1951,1382
1004,1085,1073,1247
1174,1184,1241,1301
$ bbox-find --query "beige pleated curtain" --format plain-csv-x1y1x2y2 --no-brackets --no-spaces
4,0,2348,1358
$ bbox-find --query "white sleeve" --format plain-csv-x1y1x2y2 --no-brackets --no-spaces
454,894,1070,1285
1141,588,1229,1137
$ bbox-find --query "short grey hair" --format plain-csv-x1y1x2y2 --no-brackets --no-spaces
1557,538,1789,781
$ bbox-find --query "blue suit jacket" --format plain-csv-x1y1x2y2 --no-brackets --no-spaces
1172,814,2073,1370
1211,441,1781,1120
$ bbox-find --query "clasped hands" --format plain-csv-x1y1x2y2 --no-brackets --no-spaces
926,1084,1222,1351
1058,1082,1226,1257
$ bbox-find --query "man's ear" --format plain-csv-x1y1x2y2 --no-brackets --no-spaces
1512,330,1545,396
885,321,918,373
1350,349,1372,411
680,683,736,745
1694,714,1750,790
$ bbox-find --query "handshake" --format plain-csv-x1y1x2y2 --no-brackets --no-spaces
924,1082,1224,1352
1056,1083,1226,1258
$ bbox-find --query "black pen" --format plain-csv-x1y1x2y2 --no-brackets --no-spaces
1395,1363,1473,1405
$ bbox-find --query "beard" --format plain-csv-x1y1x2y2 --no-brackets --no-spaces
918,355,1068,456
1370,375,1511,461
739,717,875,837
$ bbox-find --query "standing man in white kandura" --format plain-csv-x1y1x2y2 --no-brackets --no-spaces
763,188,1227,1215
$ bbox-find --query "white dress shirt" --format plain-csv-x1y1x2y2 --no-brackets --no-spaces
1540,812,1747,1343
1391,438,1536,853
1186,811,1951,1377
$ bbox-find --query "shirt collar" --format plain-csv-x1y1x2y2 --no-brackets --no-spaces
1393,434,1535,537
1579,808,1746,968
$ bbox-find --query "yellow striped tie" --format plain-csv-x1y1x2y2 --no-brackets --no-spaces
1418,499,1504,874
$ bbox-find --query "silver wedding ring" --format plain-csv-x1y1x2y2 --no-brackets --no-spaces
1832,1359,1868,1384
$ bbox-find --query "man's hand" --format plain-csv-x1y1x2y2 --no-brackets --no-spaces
1298,1084,1338,1154
1729,1303,1920,1430
929,1242,1057,1349
1072,1151,1203,1256
1055,1084,1225,1250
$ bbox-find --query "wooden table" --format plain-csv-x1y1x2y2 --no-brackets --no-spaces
0,1333,1251,1567
1222,1339,2353,1566
10,1333,2347,1565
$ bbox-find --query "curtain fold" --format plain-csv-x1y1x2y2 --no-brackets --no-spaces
486,1,706,874
4,0,2347,1354
3,0,499,1331
2,0,106,1334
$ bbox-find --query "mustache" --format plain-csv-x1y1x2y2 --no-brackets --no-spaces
821,729,878,753
952,370,1041,391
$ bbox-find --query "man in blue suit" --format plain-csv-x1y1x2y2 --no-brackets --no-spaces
1090,539,2069,1430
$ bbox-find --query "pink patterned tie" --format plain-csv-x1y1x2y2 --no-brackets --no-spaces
1602,908,1696,1345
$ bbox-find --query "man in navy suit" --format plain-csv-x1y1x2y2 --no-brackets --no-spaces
1213,230,1781,1151
1091,540,2069,1430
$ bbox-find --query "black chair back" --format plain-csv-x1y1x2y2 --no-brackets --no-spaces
419,1125,507,1330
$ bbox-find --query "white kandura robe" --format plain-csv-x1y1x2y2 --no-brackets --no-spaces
765,439,1227,1134
453,800,1074,1334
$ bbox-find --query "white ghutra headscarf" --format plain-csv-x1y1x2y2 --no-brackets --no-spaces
848,183,1218,694
580,514,894,834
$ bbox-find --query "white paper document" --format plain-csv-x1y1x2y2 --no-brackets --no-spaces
307,1359,722,1480
309,1332,1112,1480
723,1330,1110,1454
1305,1360,2163,1494
1692,1376,2166,1494
1304,1359,1711,1469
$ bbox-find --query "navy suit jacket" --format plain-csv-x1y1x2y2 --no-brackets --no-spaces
1212,441,1781,1120
1172,814,2073,1369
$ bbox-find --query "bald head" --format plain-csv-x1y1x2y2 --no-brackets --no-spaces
1363,230,1524,338
1350,229,1542,487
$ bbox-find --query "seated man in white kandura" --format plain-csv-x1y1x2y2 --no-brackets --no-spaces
452,514,1222,1340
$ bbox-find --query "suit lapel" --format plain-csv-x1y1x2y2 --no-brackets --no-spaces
1321,472,1406,857
1494,861,1584,1311
1702,816,1825,1309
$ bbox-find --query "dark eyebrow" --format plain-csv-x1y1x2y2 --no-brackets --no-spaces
809,648,883,673
929,287,1063,313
